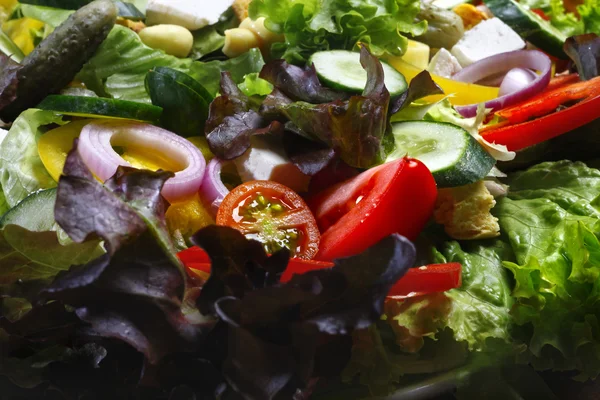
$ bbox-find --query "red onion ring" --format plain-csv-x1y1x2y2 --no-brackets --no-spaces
498,68,538,96
453,50,552,117
78,120,206,202
199,157,229,215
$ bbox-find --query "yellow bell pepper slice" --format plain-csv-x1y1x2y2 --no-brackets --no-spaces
165,193,215,239
383,57,500,106
37,121,216,235
2,18,45,55
38,120,92,182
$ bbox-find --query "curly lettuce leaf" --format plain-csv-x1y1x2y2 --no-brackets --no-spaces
0,109,65,208
578,0,600,35
248,0,427,63
495,161,600,380
78,25,264,103
342,238,515,396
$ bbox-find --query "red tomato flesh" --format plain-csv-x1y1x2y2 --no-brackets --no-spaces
216,180,320,259
307,157,437,261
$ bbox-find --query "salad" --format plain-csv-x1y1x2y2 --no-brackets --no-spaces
1,0,600,398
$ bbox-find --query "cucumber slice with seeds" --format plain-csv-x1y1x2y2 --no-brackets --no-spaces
308,50,408,97
38,95,162,122
386,121,495,188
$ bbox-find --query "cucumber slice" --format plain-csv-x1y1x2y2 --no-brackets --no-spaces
308,50,408,97
386,121,495,188
484,0,567,59
37,95,162,122
0,188,57,231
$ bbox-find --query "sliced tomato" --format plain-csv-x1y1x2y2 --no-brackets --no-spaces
216,180,320,259
178,247,462,297
307,157,437,262
481,75,600,151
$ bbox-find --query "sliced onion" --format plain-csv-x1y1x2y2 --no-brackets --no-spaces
199,157,229,215
453,50,552,117
78,120,206,202
498,68,538,96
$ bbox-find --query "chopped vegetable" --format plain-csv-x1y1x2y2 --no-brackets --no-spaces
482,75,600,151
77,120,207,202
386,121,495,188
248,0,427,63
0,0,117,121
216,179,320,259
309,157,437,261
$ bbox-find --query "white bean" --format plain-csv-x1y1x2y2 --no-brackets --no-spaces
139,24,193,58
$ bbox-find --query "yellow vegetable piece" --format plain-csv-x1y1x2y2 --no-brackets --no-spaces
400,40,430,70
38,121,214,240
165,194,215,240
120,148,183,172
453,4,488,30
39,120,185,182
186,136,214,162
38,120,92,182
0,0,17,23
2,18,45,55
384,57,499,106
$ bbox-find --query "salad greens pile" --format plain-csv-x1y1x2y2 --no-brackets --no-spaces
1,0,600,399
248,0,427,63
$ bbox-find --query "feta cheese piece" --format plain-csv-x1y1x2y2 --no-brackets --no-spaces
427,48,462,78
234,137,311,193
450,18,525,67
146,0,234,31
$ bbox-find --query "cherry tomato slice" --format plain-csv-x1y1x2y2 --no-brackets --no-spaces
216,180,320,260
178,247,462,297
307,157,437,262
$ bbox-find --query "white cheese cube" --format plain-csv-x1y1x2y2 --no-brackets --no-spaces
146,0,234,31
234,137,311,193
427,48,462,78
450,18,525,67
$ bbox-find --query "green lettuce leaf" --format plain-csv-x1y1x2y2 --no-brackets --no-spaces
578,0,600,34
248,0,427,63
0,109,65,208
548,0,584,36
342,238,515,396
0,188,103,287
494,161,600,380
238,72,273,97
20,4,73,27
78,25,264,103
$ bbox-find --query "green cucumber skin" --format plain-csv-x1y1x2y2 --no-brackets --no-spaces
390,121,496,188
0,188,57,230
38,95,163,122
432,133,496,188
484,0,567,59
308,51,408,97
0,0,117,121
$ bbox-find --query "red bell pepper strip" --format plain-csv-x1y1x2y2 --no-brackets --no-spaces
481,75,600,151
